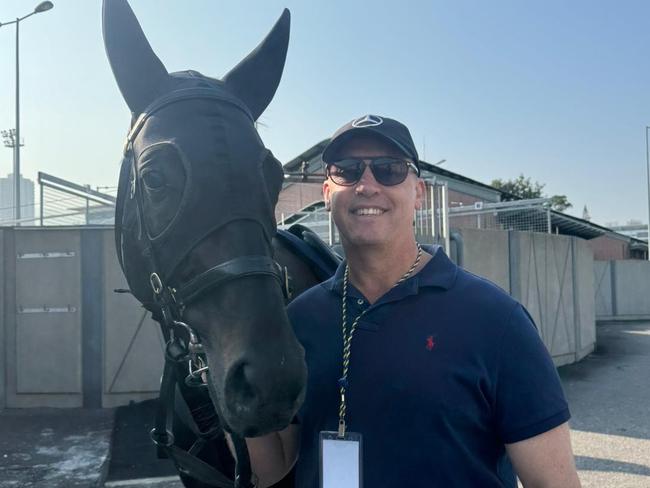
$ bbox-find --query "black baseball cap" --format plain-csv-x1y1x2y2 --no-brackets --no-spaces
322,114,420,173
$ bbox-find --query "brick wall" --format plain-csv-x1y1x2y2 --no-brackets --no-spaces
276,182,324,223
586,235,629,260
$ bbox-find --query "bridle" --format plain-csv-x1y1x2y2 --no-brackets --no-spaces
115,87,291,488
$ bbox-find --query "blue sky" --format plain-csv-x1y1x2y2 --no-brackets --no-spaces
0,0,649,225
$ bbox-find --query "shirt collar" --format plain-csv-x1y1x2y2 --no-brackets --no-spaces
323,244,458,295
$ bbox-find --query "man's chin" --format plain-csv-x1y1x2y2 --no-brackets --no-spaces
344,234,388,248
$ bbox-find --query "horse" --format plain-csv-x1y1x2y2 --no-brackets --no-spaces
103,1,338,486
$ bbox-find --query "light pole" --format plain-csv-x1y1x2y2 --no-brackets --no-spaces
646,127,650,260
0,1,54,223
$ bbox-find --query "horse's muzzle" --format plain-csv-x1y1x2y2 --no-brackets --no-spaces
221,352,307,436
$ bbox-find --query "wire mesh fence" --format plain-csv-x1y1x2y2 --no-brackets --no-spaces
0,172,119,227
40,184,116,226
448,198,552,234
3,170,552,244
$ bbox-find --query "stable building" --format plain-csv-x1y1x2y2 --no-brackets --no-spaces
279,140,648,261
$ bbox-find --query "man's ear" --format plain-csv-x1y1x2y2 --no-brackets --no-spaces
414,178,425,209
322,180,332,210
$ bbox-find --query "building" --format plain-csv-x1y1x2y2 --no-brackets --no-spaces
0,173,35,223
607,222,648,242
279,140,648,260
279,140,501,233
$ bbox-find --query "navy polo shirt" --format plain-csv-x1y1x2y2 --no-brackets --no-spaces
288,246,570,487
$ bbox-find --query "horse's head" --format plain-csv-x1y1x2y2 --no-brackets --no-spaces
103,0,306,436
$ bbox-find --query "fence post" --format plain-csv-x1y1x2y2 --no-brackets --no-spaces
441,182,450,253
328,211,334,246
430,183,436,241
39,182,43,226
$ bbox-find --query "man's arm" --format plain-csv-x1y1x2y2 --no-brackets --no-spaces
226,424,300,488
506,422,581,488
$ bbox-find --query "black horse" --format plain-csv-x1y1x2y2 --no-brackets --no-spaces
103,1,337,486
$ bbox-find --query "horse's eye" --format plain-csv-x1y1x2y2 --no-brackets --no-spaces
142,170,166,190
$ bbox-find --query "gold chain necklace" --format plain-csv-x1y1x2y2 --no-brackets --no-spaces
337,243,423,437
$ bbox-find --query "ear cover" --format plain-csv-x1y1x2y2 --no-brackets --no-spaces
102,0,170,114
223,9,291,120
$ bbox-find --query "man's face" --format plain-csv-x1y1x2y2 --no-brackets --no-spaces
323,134,425,249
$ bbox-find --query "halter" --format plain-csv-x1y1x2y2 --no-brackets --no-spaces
117,87,289,488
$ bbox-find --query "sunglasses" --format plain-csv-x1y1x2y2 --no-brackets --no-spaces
326,157,419,187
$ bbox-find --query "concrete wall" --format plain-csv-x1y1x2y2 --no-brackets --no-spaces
574,238,597,359
458,228,596,366
0,229,5,411
595,259,650,320
457,228,510,292
594,261,613,317
0,227,161,409
101,230,163,408
1,226,598,407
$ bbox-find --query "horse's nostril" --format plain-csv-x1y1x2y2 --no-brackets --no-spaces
225,361,259,411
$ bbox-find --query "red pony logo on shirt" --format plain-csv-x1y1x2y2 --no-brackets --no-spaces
426,336,436,351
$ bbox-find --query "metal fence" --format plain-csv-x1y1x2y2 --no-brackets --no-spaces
277,181,555,254
448,198,552,234
38,173,116,226
278,179,453,248
0,172,117,227
3,172,552,242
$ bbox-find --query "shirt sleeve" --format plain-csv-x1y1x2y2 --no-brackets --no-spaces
494,304,571,444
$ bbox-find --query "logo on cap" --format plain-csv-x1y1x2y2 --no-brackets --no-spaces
351,114,383,128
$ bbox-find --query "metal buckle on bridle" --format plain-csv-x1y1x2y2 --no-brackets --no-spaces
150,272,164,295
282,265,293,301
173,320,209,388
150,427,175,448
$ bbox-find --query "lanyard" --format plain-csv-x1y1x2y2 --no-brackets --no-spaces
337,244,423,438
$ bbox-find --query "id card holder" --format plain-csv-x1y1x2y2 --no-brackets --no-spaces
319,431,363,488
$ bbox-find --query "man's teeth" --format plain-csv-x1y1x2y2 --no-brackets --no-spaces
354,208,385,215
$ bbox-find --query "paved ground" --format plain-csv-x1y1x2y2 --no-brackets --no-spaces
0,408,113,487
0,320,648,487
560,321,650,487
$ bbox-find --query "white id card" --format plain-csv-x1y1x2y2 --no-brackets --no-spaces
319,431,363,488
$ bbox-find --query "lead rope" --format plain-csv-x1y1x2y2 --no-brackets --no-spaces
337,243,423,437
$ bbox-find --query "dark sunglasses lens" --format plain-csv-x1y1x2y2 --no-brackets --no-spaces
329,159,363,185
371,158,410,186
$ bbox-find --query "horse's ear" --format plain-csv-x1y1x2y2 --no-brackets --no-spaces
102,0,169,115
223,9,290,121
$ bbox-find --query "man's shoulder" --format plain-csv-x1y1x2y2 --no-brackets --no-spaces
287,279,335,314
454,266,516,304
437,265,521,329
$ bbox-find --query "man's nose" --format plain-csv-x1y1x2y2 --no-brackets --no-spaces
355,163,380,194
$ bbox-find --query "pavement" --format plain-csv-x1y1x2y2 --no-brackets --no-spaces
0,408,113,487
0,320,648,487
559,320,650,487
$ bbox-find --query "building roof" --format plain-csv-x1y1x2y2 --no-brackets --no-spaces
282,139,502,197
281,140,648,251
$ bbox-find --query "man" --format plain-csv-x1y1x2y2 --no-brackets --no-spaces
246,115,581,487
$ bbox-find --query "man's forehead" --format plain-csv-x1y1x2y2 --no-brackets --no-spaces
333,133,407,157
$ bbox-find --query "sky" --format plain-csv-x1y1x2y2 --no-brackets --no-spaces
0,0,649,226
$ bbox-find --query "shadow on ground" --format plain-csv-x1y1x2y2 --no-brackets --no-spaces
106,399,178,482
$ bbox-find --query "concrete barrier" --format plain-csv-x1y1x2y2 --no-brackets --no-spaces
0,226,598,408
595,259,650,321
458,229,596,366
0,227,161,409
457,228,510,292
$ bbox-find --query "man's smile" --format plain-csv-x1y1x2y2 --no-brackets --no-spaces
351,206,387,216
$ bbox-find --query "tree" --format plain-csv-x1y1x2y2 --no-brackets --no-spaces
491,174,572,212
